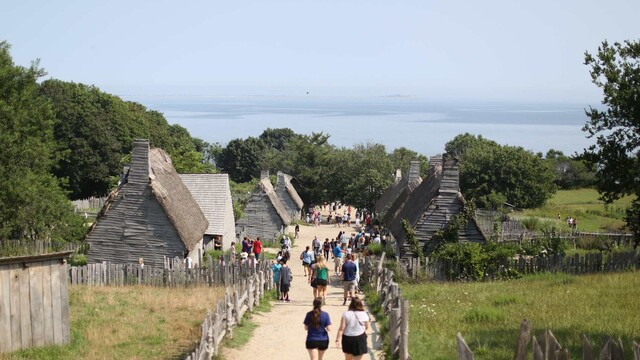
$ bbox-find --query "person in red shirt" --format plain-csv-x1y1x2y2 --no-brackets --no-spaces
253,237,263,261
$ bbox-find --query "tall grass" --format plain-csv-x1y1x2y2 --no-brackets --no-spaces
1,286,224,360
402,272,640,360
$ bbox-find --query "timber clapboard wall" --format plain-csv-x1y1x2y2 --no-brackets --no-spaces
0,252,72,353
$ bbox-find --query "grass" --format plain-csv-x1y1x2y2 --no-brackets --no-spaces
1,285,224,360
514,189,636,232
401,271,640,360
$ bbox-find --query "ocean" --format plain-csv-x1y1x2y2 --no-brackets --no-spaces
122,95,595,157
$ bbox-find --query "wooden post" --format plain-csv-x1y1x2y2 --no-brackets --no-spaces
532,336,543,360
632,341,640,360
400,298,409,360
456,332,474,360
390,306,400,357
513,318,531,360
582,334,593,360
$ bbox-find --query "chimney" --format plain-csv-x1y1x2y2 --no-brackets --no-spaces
277,171,286,187
260,170,270,180
129,139,150,185
408,160,421,183
394,169,402,182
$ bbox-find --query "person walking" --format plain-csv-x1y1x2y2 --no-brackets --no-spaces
341,254,357,305
252,237,263,261
272,259,282,300
301,245,315,278
278,259,292,302
304,297,332,360
335,297,370,360
314,255,329,304
332,242,343,277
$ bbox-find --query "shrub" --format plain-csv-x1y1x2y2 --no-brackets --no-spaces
464,307,505,323
68,254,87,266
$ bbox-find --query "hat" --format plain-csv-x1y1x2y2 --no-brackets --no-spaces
240,252,248,259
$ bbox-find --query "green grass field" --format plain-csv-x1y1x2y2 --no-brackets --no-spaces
399,272,640,360
514,189,635,232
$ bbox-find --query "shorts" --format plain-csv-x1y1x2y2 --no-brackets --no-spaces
315,278,328,286
306,340,329,350
334,257,342,266
343,280,357,292
280,283,290,293
303,261,311,267
341,333,367,355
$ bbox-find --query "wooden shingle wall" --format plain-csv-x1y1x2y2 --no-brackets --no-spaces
0,253,70,353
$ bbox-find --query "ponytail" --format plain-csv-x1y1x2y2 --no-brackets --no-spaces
310,297,322,328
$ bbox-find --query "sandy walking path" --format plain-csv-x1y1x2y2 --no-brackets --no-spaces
221,216,383,360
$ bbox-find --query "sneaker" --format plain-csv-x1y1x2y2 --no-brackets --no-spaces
285,299,291,302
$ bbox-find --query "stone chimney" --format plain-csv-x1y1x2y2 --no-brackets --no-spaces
408,160,421,183
394,169,402,182
260,170,269,180
277,171,286,187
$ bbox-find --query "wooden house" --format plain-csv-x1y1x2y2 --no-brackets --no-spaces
386,156,487,259
377,160,423,220
275,171,304,220
180,173,236,251
0,251,72,353
85,139,208,267
236,171,292,241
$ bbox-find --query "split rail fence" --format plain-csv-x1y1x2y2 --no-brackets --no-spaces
361,253,411,360
456,319,640,360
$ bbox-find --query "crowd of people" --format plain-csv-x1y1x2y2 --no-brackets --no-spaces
268,205,374,360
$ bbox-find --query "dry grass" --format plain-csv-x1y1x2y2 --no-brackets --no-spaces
2,285,224,360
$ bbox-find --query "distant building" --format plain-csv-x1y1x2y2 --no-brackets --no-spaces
376,160,423,217
275,171,304,220
180,173,236,251
236,171,292,241
85,139,208,267
386,156,487,259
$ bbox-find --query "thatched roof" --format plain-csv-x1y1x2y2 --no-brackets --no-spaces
260,177,292,224
179,173,235,237
375,161,422,214
387,163,443,241
149,148,208,251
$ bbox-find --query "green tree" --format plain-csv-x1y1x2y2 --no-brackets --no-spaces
454,140,556,208
0,41,84,241
388,147,429,179
444,133,498,159
218,137,267,183
583,39,640,246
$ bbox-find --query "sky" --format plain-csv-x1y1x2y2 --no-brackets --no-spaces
1,0,639,102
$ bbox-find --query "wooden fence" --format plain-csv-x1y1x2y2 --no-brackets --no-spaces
456,319,640,360
361,253,411,360
68,254,269,287
404,250,640,281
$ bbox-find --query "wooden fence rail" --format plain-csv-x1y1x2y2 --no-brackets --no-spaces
405,250,640,281
68,255,269,287
456,319,640,360
361,253,411,360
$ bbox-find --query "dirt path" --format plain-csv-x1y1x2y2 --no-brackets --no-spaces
222,212,383,360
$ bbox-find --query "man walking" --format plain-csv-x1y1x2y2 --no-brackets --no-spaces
341,254,357,305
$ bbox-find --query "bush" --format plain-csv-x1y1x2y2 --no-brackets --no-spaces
68,254,87,266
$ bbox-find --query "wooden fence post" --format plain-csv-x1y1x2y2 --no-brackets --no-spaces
390,306,400,357
583,335,593,360
456,332,474,360
632,341,640,360
513,318,531,360
400,298,409,360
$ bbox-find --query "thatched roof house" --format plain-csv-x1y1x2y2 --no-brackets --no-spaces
236,171,292,240
387,156,487,259
376,160,423,216
180,173,236,250
86,139,208,267
276,171,304,220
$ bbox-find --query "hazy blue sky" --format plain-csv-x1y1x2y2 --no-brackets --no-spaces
2,0,639,102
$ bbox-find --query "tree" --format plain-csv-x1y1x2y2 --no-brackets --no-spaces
444,133,498,159
450,138,556,208
388,147,430,179
544,149,595,189
583,39,640,246
218,137,267,183
0,41,84,241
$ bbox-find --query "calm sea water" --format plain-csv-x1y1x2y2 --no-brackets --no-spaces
123,95,595,156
